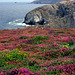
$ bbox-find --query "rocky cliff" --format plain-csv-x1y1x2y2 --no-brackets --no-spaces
24,0,75,28
32,0,64,4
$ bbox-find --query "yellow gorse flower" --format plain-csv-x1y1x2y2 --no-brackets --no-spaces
29,54,31,56
15,47,22,50
34,52,39,56
25,31,29,34
18,53,21,55
24,53,28,57
44,49,46,52
44,67,48,70
15,48,19,50
62,61,66,65
6,62,8,64
62,62,65,65
1,72,3,74
24,53,27,56
20,47,22,50
36,52,39,54
19,51,21,52
64,45,68,48
10,38,15,41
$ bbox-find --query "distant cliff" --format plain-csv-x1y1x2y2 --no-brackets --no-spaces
24,0,75,28
32,0,64,4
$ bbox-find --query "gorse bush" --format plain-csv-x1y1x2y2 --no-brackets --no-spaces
67,41,74,46
0,50,29,67
31,36,48,44
19,36,28,39
31,36,48,41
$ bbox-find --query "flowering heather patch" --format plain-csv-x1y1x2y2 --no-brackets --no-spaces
0,68,32,75
0,28,75,75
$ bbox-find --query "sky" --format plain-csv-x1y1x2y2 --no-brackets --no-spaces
0,0,34,2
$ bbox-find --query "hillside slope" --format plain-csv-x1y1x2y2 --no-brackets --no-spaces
32,0,64,4
24,0,75,28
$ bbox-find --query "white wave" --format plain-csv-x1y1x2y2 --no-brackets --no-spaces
8,18,33,27
8,22,12,24
15,23,27,26
15,23,34,27
15,19,18,21
13,21,16,23
8,18,23,25
15,19,21,22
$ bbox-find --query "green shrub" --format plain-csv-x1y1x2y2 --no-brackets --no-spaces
31,36,48,41
20,36,28,39
0,50,28,67
67,41,74,46
31,36,48,44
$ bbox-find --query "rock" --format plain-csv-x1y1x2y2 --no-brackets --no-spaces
24,11,42,25
32,0,64,4
24,0,75,28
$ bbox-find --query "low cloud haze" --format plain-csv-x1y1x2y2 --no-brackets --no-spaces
0,0,34,2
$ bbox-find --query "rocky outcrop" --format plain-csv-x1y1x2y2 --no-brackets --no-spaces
32,0,64,4
24,0,75,28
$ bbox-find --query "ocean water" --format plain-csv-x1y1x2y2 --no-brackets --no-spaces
0,2,46,30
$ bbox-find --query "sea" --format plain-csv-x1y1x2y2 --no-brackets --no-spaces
0,2,46,30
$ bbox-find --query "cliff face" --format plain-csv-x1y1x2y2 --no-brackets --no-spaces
24,0,75,28
32,0,64,4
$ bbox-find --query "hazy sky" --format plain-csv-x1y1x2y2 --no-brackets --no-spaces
0,0,34,2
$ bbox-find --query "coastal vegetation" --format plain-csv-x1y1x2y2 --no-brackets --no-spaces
0,27,75,75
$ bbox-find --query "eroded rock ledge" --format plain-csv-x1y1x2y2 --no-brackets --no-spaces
24,0,75,28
